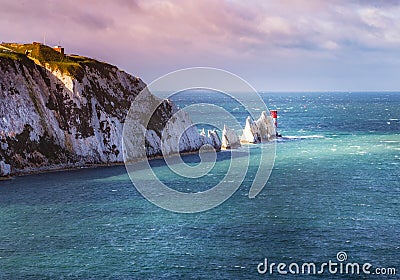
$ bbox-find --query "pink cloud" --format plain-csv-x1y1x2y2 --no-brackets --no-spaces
1,0,399,91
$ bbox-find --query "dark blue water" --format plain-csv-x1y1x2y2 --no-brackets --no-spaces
0,92,399,279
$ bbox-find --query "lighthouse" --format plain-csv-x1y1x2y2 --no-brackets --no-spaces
270,110,281,137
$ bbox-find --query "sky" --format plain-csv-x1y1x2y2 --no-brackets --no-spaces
0,0,399,92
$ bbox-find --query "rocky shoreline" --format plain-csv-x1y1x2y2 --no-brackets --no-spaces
0,146,228,180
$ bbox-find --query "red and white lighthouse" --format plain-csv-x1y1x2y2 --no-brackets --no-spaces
270,110,278,128
270,110,281,137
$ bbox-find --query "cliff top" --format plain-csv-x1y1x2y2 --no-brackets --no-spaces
0,42,117,81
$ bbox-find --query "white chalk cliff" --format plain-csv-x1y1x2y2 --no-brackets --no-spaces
0,43,220,176
141,110,221,157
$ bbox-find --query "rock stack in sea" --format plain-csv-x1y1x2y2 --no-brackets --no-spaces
221,125,241,150
240,111,276,143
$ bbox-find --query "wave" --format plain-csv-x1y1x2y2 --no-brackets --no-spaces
278,135,325,141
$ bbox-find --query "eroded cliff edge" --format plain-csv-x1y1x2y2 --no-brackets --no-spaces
0,43,219,177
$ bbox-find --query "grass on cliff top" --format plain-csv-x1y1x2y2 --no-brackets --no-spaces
0,51,30,62
0,43,115,80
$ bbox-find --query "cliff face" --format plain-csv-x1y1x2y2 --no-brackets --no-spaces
0,44,219,176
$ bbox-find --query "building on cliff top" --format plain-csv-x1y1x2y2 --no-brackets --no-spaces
53,45,64,55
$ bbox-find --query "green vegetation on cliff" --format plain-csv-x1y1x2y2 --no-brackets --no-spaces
0,43,116,81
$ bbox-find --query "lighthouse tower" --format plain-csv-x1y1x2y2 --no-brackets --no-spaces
270,110,281,137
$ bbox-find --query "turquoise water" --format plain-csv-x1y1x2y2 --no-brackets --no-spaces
0,92,399,279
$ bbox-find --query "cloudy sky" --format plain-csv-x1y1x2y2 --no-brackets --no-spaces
1,0,399,91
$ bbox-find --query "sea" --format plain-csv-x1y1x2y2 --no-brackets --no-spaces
0,92,399,279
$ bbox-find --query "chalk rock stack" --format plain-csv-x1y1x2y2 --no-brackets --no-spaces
241,111,276,144
221,125,241,150
200,128,222,151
